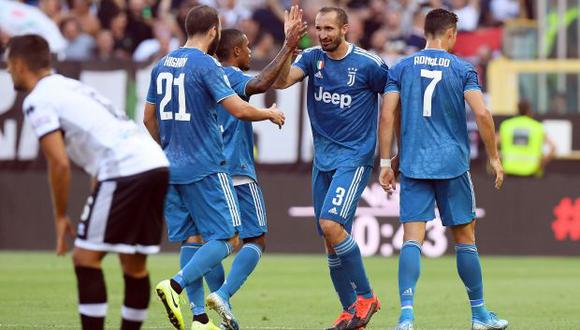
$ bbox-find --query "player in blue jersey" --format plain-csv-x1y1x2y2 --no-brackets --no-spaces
275,7,387,330
143,5,285,330
173,7,305,330
379,9,507,330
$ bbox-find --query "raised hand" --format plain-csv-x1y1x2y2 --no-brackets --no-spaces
284,5,308,49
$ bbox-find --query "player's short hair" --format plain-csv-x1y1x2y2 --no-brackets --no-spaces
216,29,245,61
318,6,349,26
424,8,458,37
6,34,51,72
185,5,220,37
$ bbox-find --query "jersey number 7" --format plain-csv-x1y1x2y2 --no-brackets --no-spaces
420,69,442,117
157,72,190,121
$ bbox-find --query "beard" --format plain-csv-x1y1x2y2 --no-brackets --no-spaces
207,34,220,56
240,60,250,71
319,36,342,52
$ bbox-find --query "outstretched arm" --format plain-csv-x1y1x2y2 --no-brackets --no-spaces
273,64,306,90
221,95,285,127
465,90,504,189
246,5,307,96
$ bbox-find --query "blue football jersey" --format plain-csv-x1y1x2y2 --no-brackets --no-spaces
293,44,389,171
217,66,257,180
385,48,481,179
146,47,236,184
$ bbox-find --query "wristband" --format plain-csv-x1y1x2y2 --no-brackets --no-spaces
380,158,392,168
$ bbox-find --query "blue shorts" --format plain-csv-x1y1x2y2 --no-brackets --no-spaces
164,173,240,242
234,182,268,239
312,166,372,235
400,171,476,227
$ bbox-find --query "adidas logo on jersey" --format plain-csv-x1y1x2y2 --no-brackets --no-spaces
314,86,352,109
328,207,338,215
315,71,323,79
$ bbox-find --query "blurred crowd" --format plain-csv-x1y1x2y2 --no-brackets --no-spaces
0,0,532,66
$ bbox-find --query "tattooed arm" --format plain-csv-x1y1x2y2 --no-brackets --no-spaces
246,5,307,96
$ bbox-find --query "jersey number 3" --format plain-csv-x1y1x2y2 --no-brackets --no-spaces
157,72,190,121
420,69,442,117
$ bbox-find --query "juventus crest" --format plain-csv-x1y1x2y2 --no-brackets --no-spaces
347,68,358,87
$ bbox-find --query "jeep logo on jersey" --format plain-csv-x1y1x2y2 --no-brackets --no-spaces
347,68,357,87
313,86,352,109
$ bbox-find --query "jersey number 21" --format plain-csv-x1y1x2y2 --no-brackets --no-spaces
420,69,442,117
156,72,190,121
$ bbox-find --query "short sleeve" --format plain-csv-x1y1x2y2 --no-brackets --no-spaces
292,48,316,77
146,65,157,104
227,68,253,98
368,62,389,93
463,62,481,92
384,63,402,94
202,63,237,103
22,97,61,139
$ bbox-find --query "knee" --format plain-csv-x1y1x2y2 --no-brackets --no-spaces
72,248,101,268
319,219,341,240
121,263,148,278
451,225,476,244
72,249,83,267
243,234,266,251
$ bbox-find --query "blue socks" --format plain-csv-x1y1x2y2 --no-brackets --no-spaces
398,240,422,322
217,243,263,300
179,243,205,315
456,243,488,320
333,235,372,298
328,253,357,311
205,263,225,293
173,240,233,291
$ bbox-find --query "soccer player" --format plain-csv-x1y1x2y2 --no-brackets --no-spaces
189,7,306,330
378,8,508,330
143,5,285,330
5,34,170,330
274,7,387,330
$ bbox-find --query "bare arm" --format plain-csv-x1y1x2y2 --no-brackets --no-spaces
247,46,296,95
40,131,75,255
221,95,285,126
465,90,504,189
273,65,306,89
392,102,401,174
143,102,160,143
246,6,307,95
379,93,400,162
378,92,400,192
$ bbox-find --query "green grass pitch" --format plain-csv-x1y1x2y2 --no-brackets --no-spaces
0,252,579,329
